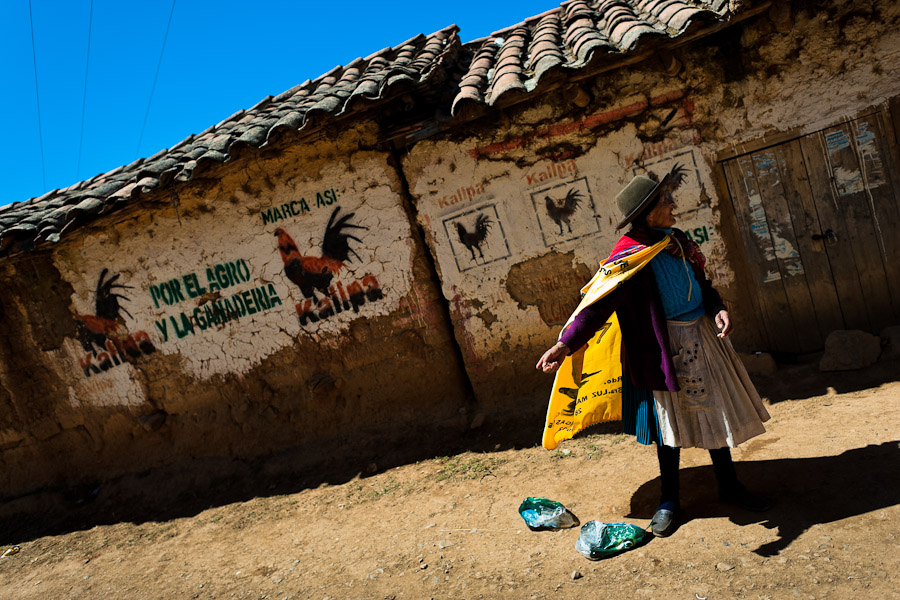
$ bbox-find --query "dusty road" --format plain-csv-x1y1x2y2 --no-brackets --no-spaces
0,358,898,599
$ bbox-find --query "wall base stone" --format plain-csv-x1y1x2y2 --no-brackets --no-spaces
819,330,882,372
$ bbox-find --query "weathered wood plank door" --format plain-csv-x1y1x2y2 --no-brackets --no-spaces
722,111,900,353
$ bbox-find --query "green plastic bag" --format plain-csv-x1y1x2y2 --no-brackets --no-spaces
518,497,579,530
574,520,648,560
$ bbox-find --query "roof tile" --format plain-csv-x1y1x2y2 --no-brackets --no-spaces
452,0,731,113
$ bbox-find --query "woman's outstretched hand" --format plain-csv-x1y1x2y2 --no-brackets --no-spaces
715,309,733,338
536,341,569,374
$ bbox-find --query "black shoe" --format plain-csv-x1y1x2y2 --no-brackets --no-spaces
719,484,772,512
650,508,678,537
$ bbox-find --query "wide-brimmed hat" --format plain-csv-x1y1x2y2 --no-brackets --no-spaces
614,173,671,230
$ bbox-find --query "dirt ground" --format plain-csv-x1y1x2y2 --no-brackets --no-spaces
0,356,898,600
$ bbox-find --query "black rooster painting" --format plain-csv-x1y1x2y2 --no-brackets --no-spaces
649,161,688,192
455,213,492,261
74,269,134,354
275,206,367,300
545,188,583,234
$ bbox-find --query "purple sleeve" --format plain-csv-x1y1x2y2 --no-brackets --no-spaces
558,286,626,353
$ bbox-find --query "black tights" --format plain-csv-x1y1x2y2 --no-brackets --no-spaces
657,445,738,507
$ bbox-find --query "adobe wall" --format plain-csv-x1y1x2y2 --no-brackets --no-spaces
0,124,470,498
401,1,900,420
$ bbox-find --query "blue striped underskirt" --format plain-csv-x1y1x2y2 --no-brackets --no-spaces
622,377,662,446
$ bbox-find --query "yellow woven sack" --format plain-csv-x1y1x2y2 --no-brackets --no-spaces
542,236,670,450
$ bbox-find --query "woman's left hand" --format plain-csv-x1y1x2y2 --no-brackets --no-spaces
715,310,733,338
536,342,569,374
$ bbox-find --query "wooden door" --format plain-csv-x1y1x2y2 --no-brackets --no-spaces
722,111,900,353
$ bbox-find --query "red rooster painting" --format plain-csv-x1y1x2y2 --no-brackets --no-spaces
74,269,134,354
545,187,584,235
274,206,367,300
455,213,492,261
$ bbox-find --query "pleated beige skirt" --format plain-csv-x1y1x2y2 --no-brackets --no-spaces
653,315,770,449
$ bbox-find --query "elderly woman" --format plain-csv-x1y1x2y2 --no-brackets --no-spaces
536,172,771,537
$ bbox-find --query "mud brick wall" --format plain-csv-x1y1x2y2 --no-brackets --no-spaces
0,126,470,498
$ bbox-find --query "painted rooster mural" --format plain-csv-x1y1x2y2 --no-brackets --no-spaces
649,161,688,192
544,188,583,234
455,213,492,261
274,206,367,300
74,269,134,353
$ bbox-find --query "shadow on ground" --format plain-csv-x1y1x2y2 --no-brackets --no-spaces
626,440,900,556
751,353,899,404
0,413,546,546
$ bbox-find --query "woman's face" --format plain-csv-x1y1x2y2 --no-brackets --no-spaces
644,191,676,228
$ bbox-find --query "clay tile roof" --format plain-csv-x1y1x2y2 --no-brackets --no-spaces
0,25,460,253
451,0,732,116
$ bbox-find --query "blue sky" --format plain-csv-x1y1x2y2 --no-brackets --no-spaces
2,0,559,206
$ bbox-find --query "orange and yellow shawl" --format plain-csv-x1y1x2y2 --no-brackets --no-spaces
542,236,671,450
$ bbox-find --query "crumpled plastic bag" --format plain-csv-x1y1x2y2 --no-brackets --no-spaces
518,497,580,530
574,520,648,560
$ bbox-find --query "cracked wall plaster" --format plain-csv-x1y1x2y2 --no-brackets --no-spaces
707,2,900,144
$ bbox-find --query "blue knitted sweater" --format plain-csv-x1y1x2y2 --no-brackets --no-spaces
649,230,705,321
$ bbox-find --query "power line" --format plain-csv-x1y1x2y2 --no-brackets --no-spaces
77,0,94,180
28,0,46,191
136,0,176,158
